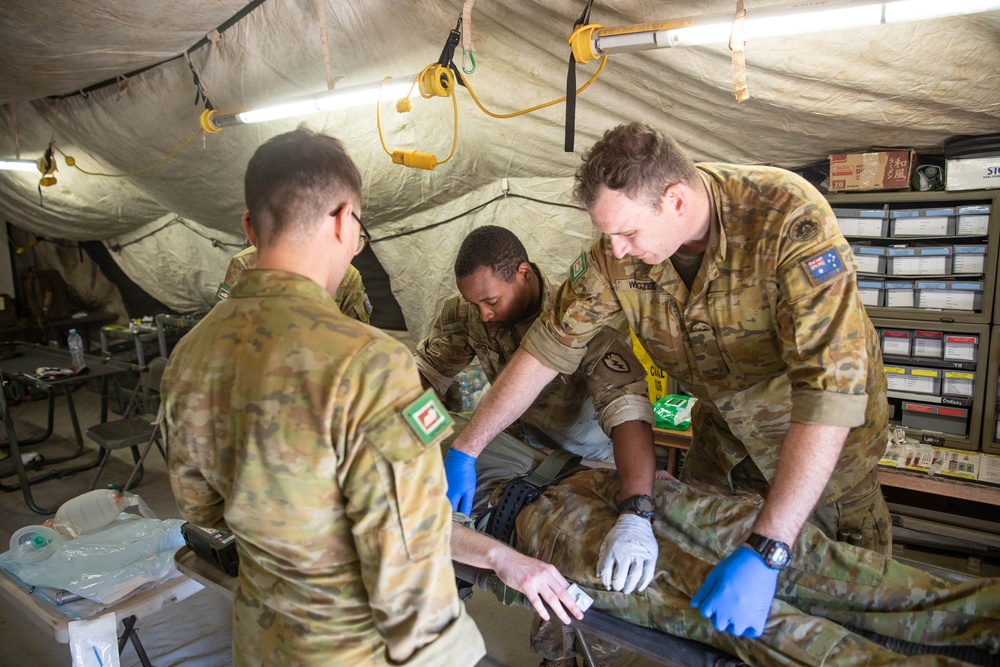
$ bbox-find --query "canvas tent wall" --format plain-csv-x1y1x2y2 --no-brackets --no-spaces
0,0,998,339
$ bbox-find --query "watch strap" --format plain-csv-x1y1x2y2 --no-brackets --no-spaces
616,494,655,520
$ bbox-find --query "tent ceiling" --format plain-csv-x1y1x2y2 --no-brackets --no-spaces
0,0,250,104
0,0,998,325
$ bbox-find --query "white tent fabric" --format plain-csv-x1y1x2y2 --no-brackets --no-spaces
1,0,999,336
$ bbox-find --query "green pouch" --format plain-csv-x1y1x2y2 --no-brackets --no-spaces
653,394,697,430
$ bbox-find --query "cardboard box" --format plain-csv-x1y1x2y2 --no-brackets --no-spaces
829,150,914,192
945,155,1000,191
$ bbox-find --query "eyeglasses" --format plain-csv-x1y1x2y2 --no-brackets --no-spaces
351,211,371,256
333,204,371,255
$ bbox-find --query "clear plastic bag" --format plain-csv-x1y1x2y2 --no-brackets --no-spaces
0,516,185,604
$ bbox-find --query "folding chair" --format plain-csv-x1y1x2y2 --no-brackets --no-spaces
88,357,167,491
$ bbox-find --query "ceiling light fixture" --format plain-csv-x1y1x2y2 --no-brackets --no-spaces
200,75,419,132
570,0,1000,62
0,159,40,173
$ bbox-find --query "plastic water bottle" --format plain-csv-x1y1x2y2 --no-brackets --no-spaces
67,328,86,369
470,370,487,409
458,373,474,412
9,525,62,563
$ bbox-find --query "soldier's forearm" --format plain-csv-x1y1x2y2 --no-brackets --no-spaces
611,420,656,500
752,422,848,545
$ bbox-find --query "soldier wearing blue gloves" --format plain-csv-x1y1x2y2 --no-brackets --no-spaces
445,121,891,641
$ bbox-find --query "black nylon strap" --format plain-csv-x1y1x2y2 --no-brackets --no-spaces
564,0,595,152
484,449,583,544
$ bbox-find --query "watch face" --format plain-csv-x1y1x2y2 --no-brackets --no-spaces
768,544,791,569
635,496,656,514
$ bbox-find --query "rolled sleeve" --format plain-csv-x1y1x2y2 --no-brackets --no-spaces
579,327,654,436
776,206,872,427
791,390,868,427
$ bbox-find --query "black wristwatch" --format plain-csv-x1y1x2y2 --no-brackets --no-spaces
745,533,792,570
617,494,655,520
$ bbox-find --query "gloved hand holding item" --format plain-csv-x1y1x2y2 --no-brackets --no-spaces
690,546,778,638
443,447,477,515
596,513,657,594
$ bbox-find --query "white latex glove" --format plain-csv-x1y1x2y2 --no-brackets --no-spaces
596,513,658,594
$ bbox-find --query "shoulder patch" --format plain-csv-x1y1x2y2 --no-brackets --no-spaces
602,351,631,373
441,298,458,324
214,283,230,302
403,390,452,445
789,217,821,243
803,248,845,285
364,297,373,314
570,253,587,283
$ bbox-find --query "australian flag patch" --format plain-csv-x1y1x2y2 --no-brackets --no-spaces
804,248,844,285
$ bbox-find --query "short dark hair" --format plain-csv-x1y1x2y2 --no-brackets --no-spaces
243,126,362,246
454,226,529,282
574,121,698,209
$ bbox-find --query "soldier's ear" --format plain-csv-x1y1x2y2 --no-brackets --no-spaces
241,211,258,246
515,261,533,282
662,183,686,217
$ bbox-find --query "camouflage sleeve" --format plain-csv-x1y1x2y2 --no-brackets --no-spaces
775,200,871,427
413,295,474,395
339,338,468,664
335,265,372,323
522,240,628,374
579,327,654,436
216,247,256,302
163,367,227,529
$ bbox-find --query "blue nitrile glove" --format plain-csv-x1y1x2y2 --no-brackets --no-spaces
690,546,778,638
443,448,477,515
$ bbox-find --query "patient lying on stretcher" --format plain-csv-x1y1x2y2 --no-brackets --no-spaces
446,418,1000,667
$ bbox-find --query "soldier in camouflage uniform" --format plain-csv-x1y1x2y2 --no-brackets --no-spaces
449,422,1000,667
163,128,484,667
425,226,657,667
415,225,652,462
215,245,373,323
451,121,891,638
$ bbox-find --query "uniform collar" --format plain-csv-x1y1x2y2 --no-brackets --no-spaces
521,263,550,325
234,268,337,305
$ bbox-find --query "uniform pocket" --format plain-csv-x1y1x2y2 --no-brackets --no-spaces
707,284,783,382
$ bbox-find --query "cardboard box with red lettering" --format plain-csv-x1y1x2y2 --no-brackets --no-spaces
829,150,915,192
